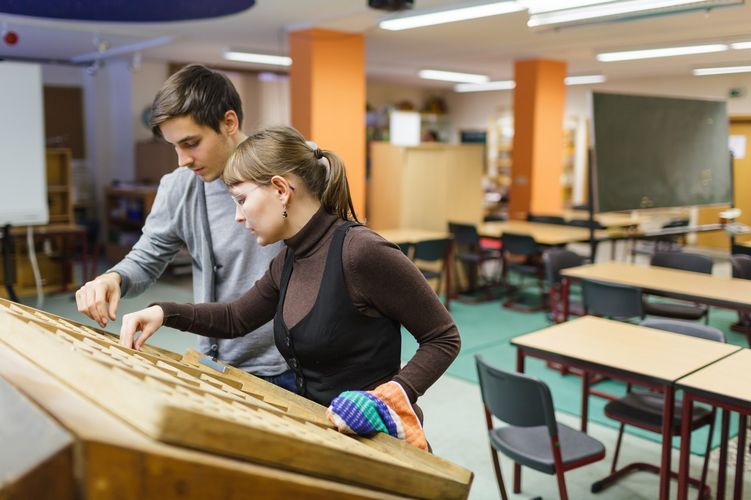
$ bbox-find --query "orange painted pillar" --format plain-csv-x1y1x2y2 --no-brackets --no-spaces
289,28,366,219
509,59,567,220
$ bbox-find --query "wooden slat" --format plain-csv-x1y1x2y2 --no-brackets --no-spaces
0,345,406,500
0,303,472,499
0,377,75,500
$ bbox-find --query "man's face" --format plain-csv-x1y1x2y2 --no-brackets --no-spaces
159,115,235,182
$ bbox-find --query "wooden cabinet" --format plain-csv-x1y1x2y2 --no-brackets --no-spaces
105,185,157,264
45,148,74,224
368,142,485,231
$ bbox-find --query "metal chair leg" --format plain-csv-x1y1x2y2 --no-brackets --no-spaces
489,447,509,500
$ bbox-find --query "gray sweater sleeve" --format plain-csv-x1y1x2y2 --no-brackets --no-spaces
108,172,185,298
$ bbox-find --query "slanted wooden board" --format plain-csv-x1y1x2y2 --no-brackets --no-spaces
0,299,472,499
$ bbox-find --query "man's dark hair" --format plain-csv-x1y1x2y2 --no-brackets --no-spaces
150,64,243,138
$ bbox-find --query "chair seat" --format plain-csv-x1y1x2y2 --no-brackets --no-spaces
643,300,708,320
490,422,605,475
420,269,441,280
506,263,541,277
604,392,713,434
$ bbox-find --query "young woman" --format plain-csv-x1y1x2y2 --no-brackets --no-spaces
120,126,460,445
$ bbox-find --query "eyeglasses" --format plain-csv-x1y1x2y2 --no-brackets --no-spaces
230,184,262,208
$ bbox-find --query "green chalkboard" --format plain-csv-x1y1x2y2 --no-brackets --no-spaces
592,92,731,212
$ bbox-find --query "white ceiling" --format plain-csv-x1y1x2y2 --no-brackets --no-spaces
2,1,751,88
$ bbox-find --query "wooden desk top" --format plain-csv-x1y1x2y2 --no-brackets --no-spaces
375,228,452,244
479,220,608,245
563,210,642,228
677,349,751,407
561,261,751,308
512,316,740,383
9,223,86,237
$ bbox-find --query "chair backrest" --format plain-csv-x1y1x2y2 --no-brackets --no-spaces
501,233,538,257
448,222,480,248
398,242,413,257
640,318,725,342
543,248,584,285
650,251,713,274
582,279,643,319
527,214,566,225
475,355,556,435
731,254,751,280
568,218,604,229
413,239,449,263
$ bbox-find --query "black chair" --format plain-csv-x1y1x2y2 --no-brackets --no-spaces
643,251,713,323
592,319,723,498
543,248,585,323
501,233,546,311
581,279,643,321
397,242,413,257
730,254,751,343
631,218,690,258
475,355,606,500
527,214,567,225
412,238,450,295
448,222,502,296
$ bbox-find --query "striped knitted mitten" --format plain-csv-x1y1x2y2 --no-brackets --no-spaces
326,381,428,450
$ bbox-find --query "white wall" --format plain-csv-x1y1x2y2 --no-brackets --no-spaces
131,61,169,142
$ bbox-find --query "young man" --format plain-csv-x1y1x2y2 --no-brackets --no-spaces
76,64,292,389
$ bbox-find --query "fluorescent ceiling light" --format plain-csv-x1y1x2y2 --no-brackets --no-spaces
520,0,612,15
454,80,516,92
223,50,292,66
419,69,489,83
528,0,707,28
693,65,751,75
730,41,751,50
379,2,525,31
565,74,606,85
597,43,727,62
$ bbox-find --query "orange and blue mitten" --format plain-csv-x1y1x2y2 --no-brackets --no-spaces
326,381,428,451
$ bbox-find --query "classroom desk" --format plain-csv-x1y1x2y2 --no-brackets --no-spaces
375,228,453,310
511,316,740,500
561,261,751,323
677,349,751,500
563,209,642,228
479,220,609,246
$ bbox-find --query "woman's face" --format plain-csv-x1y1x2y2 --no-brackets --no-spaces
229,181,284,246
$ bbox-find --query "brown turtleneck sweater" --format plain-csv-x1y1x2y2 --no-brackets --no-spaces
156,208,461,403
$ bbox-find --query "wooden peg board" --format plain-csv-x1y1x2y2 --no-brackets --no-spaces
0,299,472,499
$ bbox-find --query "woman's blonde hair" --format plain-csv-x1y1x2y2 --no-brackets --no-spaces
223,126,359,222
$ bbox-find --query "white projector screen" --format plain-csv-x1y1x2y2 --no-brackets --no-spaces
0,62,48,226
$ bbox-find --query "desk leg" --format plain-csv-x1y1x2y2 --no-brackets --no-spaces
734,414,747,500
562,278,571,322
443,240,452,311
581,371,590,433
516,349,525,373
677,392,693,500
659,387,675,500
718,408,730,500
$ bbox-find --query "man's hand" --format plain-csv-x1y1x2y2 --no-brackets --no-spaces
119,305,164,350
75,272,122,327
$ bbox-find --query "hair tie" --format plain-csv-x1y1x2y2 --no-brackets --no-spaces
306,140,330,181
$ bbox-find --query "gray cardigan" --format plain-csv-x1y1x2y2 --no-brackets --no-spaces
109,167,287,376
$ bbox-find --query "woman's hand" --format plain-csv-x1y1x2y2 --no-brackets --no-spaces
119,305,164,350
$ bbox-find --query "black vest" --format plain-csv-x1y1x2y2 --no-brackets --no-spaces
273,222,401,406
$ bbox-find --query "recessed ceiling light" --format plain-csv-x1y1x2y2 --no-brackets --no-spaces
597,43,728,62
565,74,607,85
223,50,292,66
693,65,751,76
730,41,751,50
454,80,516,92
379,2,525,31
419,69,490,83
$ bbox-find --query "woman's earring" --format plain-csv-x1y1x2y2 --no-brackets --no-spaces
282,206,288,218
